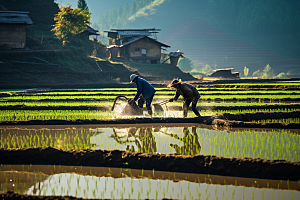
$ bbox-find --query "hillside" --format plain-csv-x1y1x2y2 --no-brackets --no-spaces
0,35,195,89
125,0,300,76
0,0,196,89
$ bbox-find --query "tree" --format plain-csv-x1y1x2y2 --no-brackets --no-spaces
244,66,249,77
261,63,274,79
110,8,118,26
51,5,91,45
123,2,130,19
252,70,262,78
131,0,137,15
78,0,89,11
178,57,193,72
275,72,288,79
118,5,124,18
201,65,214,75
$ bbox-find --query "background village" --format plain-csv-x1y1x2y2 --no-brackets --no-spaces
1,0,299,89
0,1,299,200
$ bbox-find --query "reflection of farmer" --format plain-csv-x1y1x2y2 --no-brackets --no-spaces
128,74,156,117
125,128,157,154
169,127,201,155
168,79,201,118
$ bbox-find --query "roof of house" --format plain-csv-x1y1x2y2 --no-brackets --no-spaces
0,11,33,25
122,36,170,48
117,30,151,37
213,68,234,72
82,24,99,35
169,51,184,58
107,28,161,38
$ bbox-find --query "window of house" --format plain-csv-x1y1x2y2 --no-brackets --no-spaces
135,48,140,51
142,49,146,55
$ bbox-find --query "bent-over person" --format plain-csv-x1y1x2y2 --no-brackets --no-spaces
129,74,156,117
168,79,201,118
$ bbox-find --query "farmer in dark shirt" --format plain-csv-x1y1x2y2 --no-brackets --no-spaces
168,79,201,118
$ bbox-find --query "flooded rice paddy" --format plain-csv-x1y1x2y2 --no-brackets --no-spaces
0,165,299,200
0,124,299,161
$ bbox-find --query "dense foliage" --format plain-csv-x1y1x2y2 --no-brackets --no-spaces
93,0,152,32
178,57,193,72
77,0,89,11
51,5,91,45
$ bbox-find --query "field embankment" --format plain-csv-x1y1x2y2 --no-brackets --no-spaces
0,147,299,181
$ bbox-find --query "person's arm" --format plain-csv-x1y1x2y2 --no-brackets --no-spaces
169,90,180,102
173,90,180,101
133,79,142,101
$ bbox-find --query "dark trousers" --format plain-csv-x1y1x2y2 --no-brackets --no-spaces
138,95,154,115
183,95,200,117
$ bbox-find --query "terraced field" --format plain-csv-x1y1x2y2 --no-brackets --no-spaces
1,81,300,121
0,80,299,200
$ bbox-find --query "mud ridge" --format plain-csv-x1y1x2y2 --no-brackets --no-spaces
0,117,213,126
0,191,85,200
0,147,299,181
213,119,300,130
216,110,300,121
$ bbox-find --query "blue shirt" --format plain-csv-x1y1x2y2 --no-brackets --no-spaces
134,77,156,100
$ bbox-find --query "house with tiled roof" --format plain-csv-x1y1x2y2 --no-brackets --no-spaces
105,28,170,64
0,11,33,49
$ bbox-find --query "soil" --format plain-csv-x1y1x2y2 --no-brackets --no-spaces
0,147,299,181
215,110,300,121
0,191,86,200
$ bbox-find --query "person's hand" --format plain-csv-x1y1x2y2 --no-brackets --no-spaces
169,98,174,102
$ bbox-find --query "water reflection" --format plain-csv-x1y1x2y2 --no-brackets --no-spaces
167,127,201,155
0,165,299,200
1,124,299,161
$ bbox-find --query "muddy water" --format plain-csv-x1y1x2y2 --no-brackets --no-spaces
0,124,299,161
0,165,299,200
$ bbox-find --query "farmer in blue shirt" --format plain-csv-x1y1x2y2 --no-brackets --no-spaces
128,74,156,117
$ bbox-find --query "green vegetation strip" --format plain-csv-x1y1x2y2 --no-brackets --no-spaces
5,90,300,96
222,82,300,86
2,94,300,100
0,101,299,107
0,110,123,121
1,108,300,121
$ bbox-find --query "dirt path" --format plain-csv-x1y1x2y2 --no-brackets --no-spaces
0,147,299,181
